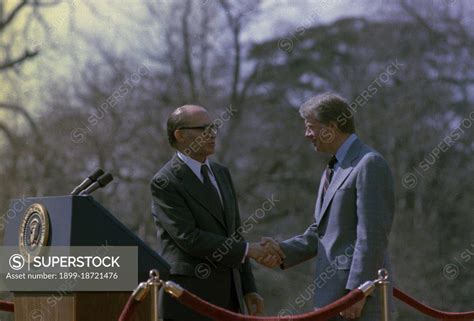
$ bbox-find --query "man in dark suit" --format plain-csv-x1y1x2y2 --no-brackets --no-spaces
260,93,395,320
151,105,273,321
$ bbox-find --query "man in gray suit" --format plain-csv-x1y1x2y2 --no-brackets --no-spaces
151,105,278,321
261,93,394,320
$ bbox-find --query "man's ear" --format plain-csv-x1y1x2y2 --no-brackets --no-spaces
174,129,184,143
328,121,340,132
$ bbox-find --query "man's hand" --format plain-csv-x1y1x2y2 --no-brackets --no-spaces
339,296,366,319
248,242,279,266
248,240,285,268
259,237,286,268
244,292,264,315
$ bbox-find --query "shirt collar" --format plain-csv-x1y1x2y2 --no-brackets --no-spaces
177,151,212,180
335,133,357,164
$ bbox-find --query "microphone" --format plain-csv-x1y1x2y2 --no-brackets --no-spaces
70,168,105,195
79,173,114,195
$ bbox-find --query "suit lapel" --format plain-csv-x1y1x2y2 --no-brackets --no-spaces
314,171,325,221
317,167,354,224
172,155,227,230
210,163,234,233
316,139,363,225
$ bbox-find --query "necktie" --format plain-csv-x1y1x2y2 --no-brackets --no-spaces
201,164,223,211
321,155,337,201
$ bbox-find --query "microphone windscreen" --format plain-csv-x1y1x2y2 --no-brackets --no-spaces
89,168,105,180
98,173,114,187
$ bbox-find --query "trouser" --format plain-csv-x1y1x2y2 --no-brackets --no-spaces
164,271,240,321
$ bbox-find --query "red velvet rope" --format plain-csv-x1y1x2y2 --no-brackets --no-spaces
116,284,474,321
0,300,14,313
393,287,474,320
174,288,365,321
117,295,140,321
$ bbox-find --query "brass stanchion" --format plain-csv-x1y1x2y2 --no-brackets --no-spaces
148,269,163,321
132,281,150,301
377,269,390,321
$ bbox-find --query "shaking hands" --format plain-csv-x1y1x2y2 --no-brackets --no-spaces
248,237,286,268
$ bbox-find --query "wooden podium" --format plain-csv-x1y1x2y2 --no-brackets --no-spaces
3,195,170,321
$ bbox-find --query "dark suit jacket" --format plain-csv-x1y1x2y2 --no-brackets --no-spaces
151,154,257,321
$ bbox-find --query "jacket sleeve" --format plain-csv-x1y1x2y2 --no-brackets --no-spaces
151,175,246,268
224,168,258,294
346,155,394,289
279,222,319,269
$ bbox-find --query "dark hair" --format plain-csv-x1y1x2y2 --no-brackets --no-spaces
299,93,355,133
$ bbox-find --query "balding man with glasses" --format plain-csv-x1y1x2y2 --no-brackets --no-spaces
150,105,280,321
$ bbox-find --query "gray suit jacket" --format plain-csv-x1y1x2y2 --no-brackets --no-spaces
151,154,257,321
280,138,394,317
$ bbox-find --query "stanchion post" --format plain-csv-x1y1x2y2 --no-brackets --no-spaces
377,269,390,321
148,269,163,321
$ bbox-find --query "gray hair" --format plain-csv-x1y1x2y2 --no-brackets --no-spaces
299,93,355,133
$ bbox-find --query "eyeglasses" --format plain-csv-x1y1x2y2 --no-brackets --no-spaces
179,124,219,135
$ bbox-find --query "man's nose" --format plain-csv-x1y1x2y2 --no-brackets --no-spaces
305,128,313,138
204,131,217,139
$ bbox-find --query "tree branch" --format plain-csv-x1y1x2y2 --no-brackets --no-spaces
0,122,17,146
399,0,442,39
218,0,241,105
0,102,42,143
181,1,198,101
0,49,39,71
0,0,28,32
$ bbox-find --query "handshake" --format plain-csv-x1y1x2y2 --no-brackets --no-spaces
248,237,286,268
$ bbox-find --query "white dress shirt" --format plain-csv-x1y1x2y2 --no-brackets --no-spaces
177,151,223,204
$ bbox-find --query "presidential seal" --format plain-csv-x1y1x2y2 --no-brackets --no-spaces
19,203,50,260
